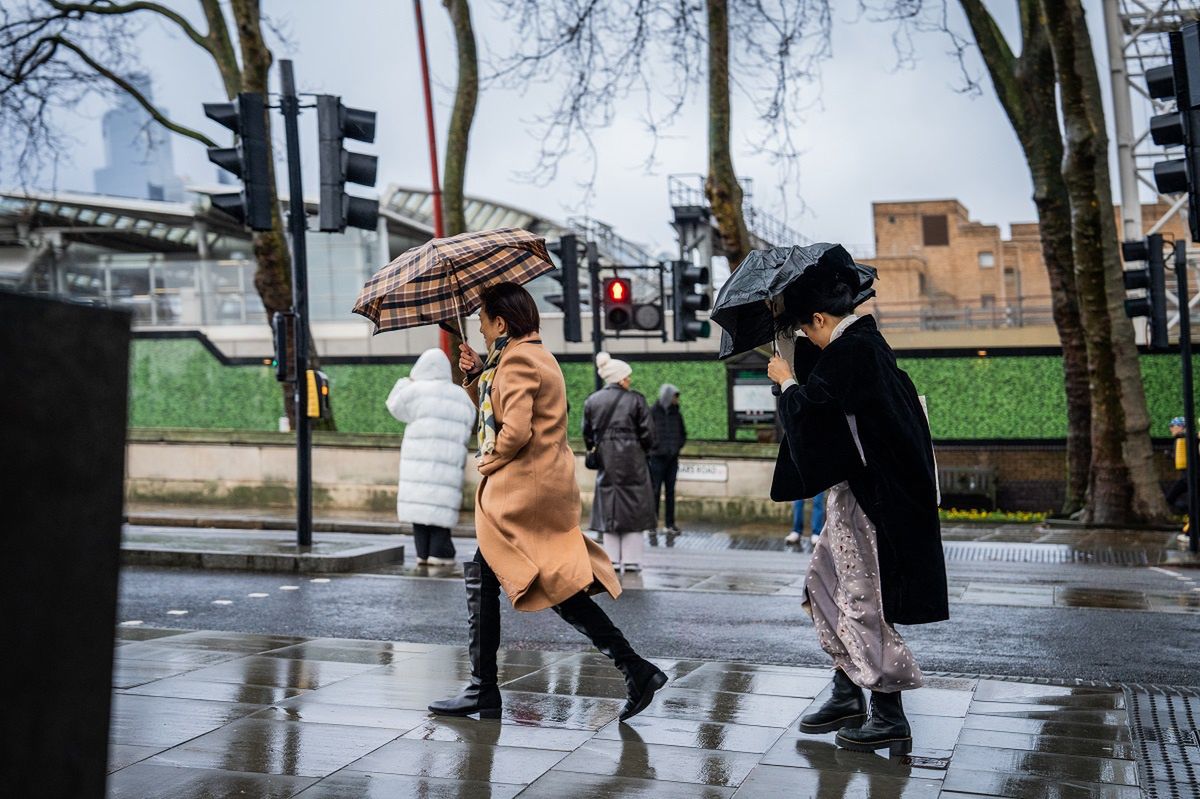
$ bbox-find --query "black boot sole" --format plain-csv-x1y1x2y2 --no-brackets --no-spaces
619,671,668,722
835,732,913,756
799,712,866,734
428,704,502,719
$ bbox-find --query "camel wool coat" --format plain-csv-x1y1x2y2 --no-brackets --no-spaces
471,337,622,611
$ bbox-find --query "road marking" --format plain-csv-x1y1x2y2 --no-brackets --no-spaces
279,585,299,591
1150,567,1186,579
119,620,144,626
247,592,269,598
212,599,233,605
309,578,331,583
166,609,188,616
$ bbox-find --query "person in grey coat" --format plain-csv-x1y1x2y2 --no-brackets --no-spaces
584,352,657,571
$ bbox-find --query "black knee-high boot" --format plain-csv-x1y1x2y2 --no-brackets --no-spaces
553,592,668,722
798,669,866,734
428,560,502,717
835,690,912,756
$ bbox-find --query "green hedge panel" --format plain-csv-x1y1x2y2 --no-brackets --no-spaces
128,339,1200,440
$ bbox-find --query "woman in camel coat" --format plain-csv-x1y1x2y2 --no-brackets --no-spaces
428,281,667,723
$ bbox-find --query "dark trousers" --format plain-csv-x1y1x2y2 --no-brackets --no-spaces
1166,477,1189,514
413,523,456,560
648,455,679,528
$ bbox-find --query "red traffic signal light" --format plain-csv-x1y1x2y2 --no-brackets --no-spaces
605,277,631,304
602,277,633,331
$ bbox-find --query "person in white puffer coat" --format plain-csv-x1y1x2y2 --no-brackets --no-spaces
386,348,477,565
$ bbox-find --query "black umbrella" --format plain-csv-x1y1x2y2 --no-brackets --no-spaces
711,243,877,359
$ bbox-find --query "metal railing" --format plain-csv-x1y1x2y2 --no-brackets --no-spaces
869,296,1057,331
667,173,812,250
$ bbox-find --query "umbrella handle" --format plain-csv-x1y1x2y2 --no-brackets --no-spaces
450,267,468,343
769,298,783,397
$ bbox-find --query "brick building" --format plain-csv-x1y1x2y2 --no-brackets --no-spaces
866,198,1191,332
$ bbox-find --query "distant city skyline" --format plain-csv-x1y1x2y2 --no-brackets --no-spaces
93,74,184,203
7,0,1145,260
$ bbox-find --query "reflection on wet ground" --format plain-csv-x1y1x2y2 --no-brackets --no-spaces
106,628,1154,798
366,529,1200,615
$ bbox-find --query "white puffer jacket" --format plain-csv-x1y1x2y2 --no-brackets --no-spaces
385,349,478,528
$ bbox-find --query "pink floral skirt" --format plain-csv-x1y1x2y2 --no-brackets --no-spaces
802,482,924,692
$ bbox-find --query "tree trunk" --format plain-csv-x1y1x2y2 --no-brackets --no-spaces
958,0,1090,515
443,0,478,239
1040,0,1163,523
703,0,750,269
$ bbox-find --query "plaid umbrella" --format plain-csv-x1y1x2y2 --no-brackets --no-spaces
352,227,554,335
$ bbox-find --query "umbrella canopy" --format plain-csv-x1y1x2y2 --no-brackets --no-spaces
353,227,555,335
711,243,877,359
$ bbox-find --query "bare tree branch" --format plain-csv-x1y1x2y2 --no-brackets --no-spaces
48,0,212,54
51,35,215,145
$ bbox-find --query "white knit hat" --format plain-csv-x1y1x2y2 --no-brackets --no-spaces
596,352,632,384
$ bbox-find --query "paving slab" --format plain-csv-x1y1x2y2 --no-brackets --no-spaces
121,526,404,572
103,627,1179,798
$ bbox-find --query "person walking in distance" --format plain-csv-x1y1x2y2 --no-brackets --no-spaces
649,384,686,535
767,262,947,757
429,282,667,722
385,348,476,565
585,353,657,572
785,493,826,550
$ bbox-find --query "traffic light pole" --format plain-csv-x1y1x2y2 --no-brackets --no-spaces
1175,241,1199,554
587,241,603,392
280,60,313,549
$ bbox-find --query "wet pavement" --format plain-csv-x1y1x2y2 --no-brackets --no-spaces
357,536,1200,615
121,521,1200,614
107,627,1176,798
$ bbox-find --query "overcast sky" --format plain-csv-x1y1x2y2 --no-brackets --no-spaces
9,0,1143,258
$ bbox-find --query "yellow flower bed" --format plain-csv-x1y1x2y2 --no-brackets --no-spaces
939,508,1048,523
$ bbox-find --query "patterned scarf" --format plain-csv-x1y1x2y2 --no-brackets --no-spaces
476,335,510,457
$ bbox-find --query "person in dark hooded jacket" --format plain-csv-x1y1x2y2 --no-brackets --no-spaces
649,384,686,533
766,262,947,758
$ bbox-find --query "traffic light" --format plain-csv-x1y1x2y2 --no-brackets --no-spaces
546,233,583,342
305,370,331,419
1122,233,1169,350
203,93,273,231
271,311,296,382
1146,23,1200,241
672,261,711,341
603,277,633,331
631,302,663,332
317,95,380,232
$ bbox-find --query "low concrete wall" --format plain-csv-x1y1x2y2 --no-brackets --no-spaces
126,429,1181,519
125,430,788,523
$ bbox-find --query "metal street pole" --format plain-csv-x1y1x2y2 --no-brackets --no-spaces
1176,240,1199,554
587,241,603,392
412,0,450,359
280,60,313,549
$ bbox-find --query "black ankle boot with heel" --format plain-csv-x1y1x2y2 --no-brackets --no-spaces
835,690,912,756
428,561,502,718
799,669,867,734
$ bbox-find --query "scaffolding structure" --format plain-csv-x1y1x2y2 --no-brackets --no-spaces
1105,0,1200,333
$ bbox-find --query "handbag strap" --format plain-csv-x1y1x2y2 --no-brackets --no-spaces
591,390,630,446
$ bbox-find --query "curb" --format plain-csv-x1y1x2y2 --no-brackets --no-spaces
125,512,478,539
